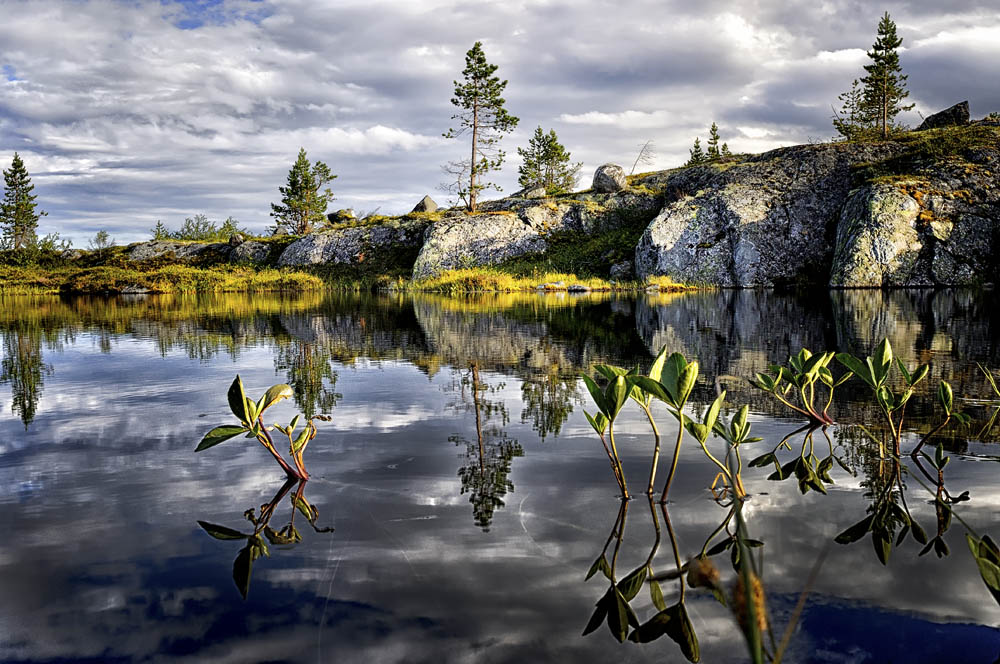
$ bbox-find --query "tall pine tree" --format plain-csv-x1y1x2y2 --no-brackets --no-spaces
1,153,45,251
270,148,336,235
707,123,721,159
444,42,519,212
517,127,581,196
860,12,913,139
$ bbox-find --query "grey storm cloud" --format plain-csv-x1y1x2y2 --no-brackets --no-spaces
0,0,998,245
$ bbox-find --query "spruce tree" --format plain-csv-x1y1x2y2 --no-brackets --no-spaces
707,123,721,160
517,126,581,196
832,78,871,140
270,148,336,235
1,153,45,251
151,220,170,240
444,42,519,212
721,143,731,157
686,138,706,166
860,12,913,139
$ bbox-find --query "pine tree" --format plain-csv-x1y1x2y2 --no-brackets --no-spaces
1,153,46,251
151,220,170,240
270,148,336,235
832,78,871,140
707,123,721,160
686,138,706,166
721,143,731,157
444,42,519,212
517,126,582,196
860,12,913,139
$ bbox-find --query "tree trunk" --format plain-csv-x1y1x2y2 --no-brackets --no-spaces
470,97,479,213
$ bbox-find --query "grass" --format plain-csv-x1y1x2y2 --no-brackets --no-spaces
853,124,1000,182
0,263,323,294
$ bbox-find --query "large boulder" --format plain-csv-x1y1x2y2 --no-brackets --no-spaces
592,164,627,193
231,240,272,264
635,142,904,287
917,101,970,131
412,195,438,213
828,185,924,287
125,241,228,262
277,219,427,267
411,213,546,279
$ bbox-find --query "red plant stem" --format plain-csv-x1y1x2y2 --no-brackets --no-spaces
257,418,302,479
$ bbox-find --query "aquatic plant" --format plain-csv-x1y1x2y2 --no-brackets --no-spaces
198,477,332,598
196,375,328,480
749,348,851,426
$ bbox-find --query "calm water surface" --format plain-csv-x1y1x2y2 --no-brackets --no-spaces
1,290,999,663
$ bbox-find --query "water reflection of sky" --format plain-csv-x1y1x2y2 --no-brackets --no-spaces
1,292,999,662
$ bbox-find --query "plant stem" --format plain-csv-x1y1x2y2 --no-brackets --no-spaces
660,411,686,503
257,419,302,479
643,405,661,496
608,423,629,500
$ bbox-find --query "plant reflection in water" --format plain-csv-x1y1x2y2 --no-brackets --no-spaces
198,478,333,599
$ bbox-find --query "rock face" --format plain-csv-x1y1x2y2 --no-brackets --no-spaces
592,164,627,193
636,143,903,287
231,240,272,264
829,185,923,286
326,209,356,224
277,220,427,267
412,195,438,213
917,101,970,131
126,241,229,262
411,192,661,279
412,213,547,279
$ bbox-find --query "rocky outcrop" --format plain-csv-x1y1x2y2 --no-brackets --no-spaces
411,192,661,279
125,240,229,262
230,240,272,264
277,219,427,267
635,143,903,287
636,126,1000,288
592,164,627,193
917,102,970,131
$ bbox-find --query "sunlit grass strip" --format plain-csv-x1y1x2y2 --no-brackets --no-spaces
407,268,699,293
0,265,324,294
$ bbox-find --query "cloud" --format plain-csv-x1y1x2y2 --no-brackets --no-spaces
0,0,997,245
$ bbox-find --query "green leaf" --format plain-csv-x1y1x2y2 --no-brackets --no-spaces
606,375,630,420
835,515,874,544
584,409,607,436
582,375,609,417
228,375,249,423
650,577,667,611
667,603,700,663
245,396,259,424
585,555,608,581
291,425,311,453
258,384,293,412
967,534,1000,607
197,520,248,540
648,346,668,383
748,452,776,468
232,542,254,599
836,353,868,384
703,391,726,430
873,528,892,565
608,588,630,642
896,357,911,384
979,363,1000,397
617,565,648,601
662,353,687,404
678,361,698,405
631,375,674,407
195,425,247,452
582,594,609,636
874,338,893,382
938,380,954,415
288,414,300,435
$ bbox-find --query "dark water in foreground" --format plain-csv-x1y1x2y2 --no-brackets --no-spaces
1,290,999,663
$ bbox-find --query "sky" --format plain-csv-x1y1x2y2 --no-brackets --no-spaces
1,0,999,246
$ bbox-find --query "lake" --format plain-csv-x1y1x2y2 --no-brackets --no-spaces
1,289,999,663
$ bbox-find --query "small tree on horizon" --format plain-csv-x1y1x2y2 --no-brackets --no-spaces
707,123,721,159
517,126,581,196
1,153,46,251
860,12,913,138
832,78,872,140
686,137,707,166
270,148,336,235
444,42,519,212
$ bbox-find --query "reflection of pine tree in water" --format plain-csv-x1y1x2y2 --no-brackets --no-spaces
520,372,579,440
273,340,341,418
453,364,524,531
0,326,51,429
